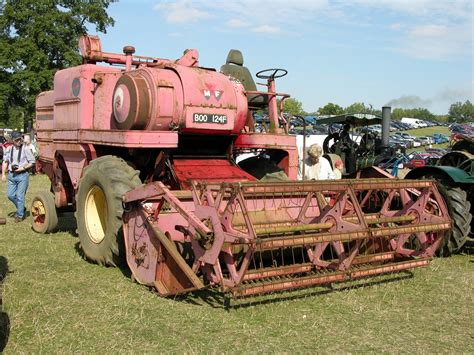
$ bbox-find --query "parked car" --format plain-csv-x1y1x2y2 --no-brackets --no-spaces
391,121,406,130
415,136,432,146
432,133,449,144
404,152,432,169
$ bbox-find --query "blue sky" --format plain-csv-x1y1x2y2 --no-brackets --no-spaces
88,0,473,115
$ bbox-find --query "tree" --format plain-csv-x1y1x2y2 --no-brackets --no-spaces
0,0,116,129
409,108,435,120
391,108,405,121
448,100,474,123
390,107,435,121
282,97,305,115
344,102,371,114
317,103,344,116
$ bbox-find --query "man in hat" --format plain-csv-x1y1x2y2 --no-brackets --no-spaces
304,143,335,180
1,131,36,222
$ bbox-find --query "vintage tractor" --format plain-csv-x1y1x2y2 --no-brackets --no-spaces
31,35,451,297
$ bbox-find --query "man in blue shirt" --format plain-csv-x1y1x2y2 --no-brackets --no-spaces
1,131,36,222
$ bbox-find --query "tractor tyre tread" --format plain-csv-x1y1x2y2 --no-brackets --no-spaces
437,185,471,257
75,156,141,266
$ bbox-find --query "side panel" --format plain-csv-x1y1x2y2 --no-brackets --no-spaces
53,65,121,130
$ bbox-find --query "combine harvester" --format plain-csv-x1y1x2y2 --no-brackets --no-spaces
32,36,451,297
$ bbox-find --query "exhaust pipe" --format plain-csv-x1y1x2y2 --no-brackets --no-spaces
382,106,391,149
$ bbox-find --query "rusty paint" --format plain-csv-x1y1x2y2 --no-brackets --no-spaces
120,171,451,297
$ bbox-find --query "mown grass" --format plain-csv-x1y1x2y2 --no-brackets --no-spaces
0,175,473,352
402,126,451,138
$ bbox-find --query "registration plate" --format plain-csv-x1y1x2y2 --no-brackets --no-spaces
193,113,228,124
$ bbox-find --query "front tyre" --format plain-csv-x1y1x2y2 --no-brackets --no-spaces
75,156,141,266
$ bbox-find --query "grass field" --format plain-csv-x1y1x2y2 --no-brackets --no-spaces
1,175,473,352
402,126,451,138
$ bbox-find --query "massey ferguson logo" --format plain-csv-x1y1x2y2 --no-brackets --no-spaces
203,85,223,101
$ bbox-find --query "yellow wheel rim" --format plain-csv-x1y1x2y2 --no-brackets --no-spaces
84,185,108,244
32,199,46,226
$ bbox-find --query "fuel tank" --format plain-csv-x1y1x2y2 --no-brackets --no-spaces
112,64,248,134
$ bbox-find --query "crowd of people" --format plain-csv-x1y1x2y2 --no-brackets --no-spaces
1,131,37,222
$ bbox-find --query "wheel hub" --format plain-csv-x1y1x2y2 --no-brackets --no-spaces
84,185,108,244
32,200,46,225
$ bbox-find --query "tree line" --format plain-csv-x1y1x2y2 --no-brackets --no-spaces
283,98,473,123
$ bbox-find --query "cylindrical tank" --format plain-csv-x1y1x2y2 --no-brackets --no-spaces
112,65,248,134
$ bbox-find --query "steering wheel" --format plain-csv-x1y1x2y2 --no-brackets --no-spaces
256,68,288,79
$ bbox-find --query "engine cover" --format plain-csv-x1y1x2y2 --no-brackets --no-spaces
112,64,248,134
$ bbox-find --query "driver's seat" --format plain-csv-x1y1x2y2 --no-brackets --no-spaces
220,49,266,109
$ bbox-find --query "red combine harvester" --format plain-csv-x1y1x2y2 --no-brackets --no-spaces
32,35,451,297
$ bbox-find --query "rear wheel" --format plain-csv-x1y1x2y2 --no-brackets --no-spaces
436,184,471,256
75,156,141,266
31,191,58,233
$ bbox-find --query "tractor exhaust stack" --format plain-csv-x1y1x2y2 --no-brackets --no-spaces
382,106,391,149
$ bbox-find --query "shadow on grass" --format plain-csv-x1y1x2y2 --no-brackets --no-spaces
170,271,415,310
0,256,10,352
70,234,416,309
56,211,77,237
68,228,416,309
461,239,474,256
73,241,133,279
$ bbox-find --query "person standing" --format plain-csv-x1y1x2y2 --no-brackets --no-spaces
304,143,336,180
23,134,37,157
23,134,38,174
1,131,36,222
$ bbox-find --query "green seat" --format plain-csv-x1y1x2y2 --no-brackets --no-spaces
220,49,266,109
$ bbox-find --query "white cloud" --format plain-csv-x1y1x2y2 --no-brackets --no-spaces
409,24,448,37
349,0,472,20
226,19,249,28
152,0,473,58
154,1,210,24
252,25,280,34
395,23,471,60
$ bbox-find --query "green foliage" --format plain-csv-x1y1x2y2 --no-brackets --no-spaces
434,114,449,123
344,102,370,114
448,100,473,123
317,102,344,116
282,97,305,115
0,0,116,128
